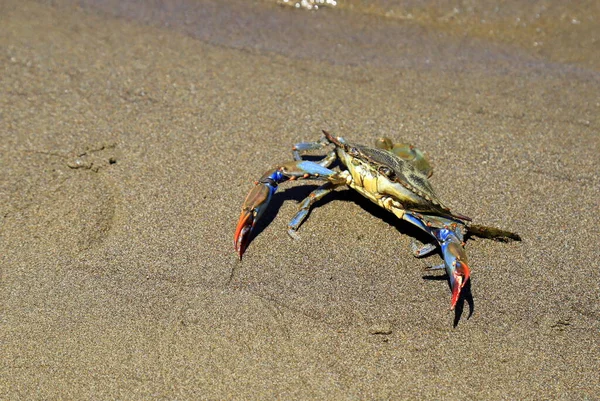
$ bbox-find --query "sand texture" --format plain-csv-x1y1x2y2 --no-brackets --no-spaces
1,0,599,399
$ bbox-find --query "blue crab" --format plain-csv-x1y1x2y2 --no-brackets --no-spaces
234,131,519,310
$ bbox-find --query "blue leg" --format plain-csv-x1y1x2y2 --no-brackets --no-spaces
411,241,438,258
425,264,446,271
292,136,331,161
317,150,337,167
287,182,338,239
401,211,435,236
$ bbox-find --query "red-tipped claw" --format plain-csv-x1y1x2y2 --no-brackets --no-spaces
234,209,254,258
450,260,470,310
234,182,273,259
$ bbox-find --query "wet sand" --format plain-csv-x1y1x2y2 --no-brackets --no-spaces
1,0,599,398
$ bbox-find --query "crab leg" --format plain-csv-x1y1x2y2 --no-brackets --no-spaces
411,241,438,258
287,181,339,239
402,212,470,310
234,159,343,258
292,137,332,161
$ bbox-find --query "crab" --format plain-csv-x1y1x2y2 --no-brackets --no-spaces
234,131,520,310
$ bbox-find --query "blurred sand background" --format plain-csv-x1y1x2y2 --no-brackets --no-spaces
1,0,598,398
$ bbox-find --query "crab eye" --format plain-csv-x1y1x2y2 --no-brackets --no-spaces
378,166,393,177
349,147,359,156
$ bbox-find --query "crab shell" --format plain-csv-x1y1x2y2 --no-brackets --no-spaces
323,131,471,223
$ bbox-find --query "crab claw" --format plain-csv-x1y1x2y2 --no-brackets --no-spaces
449,260,470,310
432,227,471,310
234,182,274,258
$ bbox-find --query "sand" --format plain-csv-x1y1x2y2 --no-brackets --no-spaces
1,0,598,399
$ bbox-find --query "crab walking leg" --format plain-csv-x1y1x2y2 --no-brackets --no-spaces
411,241,438,258
293,148,337,169
287,181,340,240
292,136,332,161
234,160,343,258
401,212,471,310
316,150,338,167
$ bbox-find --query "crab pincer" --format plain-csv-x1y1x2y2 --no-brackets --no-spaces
433,228,471,310
234,168,281,258
234,159,340,258
406,213,471,310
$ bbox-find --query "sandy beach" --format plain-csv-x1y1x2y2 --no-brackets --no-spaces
1,0,598,398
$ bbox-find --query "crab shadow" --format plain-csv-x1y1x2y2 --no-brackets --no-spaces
421,274,474,326
245,185,474,326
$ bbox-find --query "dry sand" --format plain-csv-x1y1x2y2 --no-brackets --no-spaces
1,0,598,399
